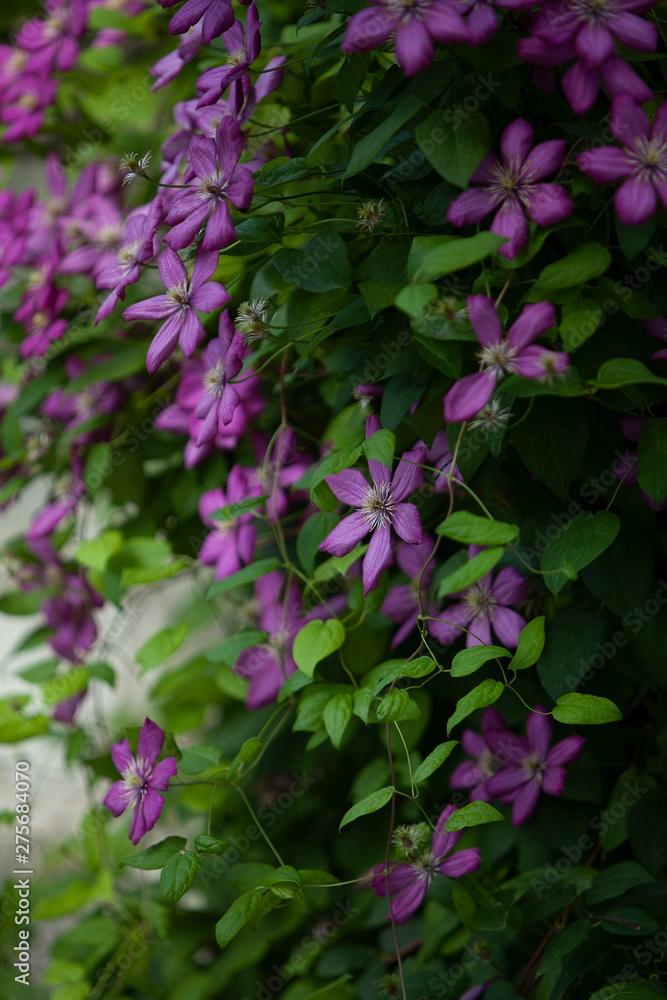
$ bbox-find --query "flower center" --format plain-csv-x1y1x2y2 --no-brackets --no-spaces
477,340,517,376
74,387,98,416
522,752,547,782
227,47,247,66
361,481,396,530
203,358,226,397
570,0,612,23
411,850,438,884
167,281,190,308
53,471,75,501
198,172,227,201
118,240,141,266
464,582,496,615
122,758,148,789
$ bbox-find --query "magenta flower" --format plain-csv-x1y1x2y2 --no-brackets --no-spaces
430,545,527,648
341,0,469,77
254,428,312,523
645,317,667,361
319,416,425,596
27,458,86,542
486,708,585,826
123,246,230,372
613,415,667,511
41,572,104,663
164,118,254,251
193,312,244,444
367,805,481,924
42,356,123,443
443,296,564,424
426,428,462,493
151,23,204,90
196,4,261,107
20,285,69,359
104,718,178,845
198,465,259,579
448,119,572,259
16,0,88,73
449,708,523,803
235,572,302,708
158,0,250,44
381,538,437,648
577,96,667,226
1,73,58,142
95,200,163,323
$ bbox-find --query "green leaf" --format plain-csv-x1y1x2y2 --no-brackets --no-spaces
586,862,655,904
536,610,606,701
42,669,89,707
293,619,346,677
436,511,519,546
375,688,412,723
508,617,546,672
339,786,394,830
215,890,265,947
394,283,438,317
274,231,351,292
123,837,187,870
75,531,123,572
323,693,353,748
447,679,504,735
210,495,268,521
177,746,222,774
121,561,186,587
580,529,653,617
225,215,284,254
136,624,188,672
371,656,437,697
353,686,373,724
536,920,590,981
588,984,660,999
160,851,201,904
512,397,588,501
597,908,659,936
592,358,667,389
553,693,622,725
194,834,228,855
638,417,667,507
524,243,612,301
559,299,603,351
345,94,422,177
416,109,490,188
227,737,264,778
207,558,283,598
64,343,147,393
451,645,510,677
362,429,395,468
303,444,362,490
297,512,340,575
313,543,368,582
444,801,505,831
437,546,504,598
0,590,51,615
412,741,458,782
0,710,49,742
205,630,267,665
413,233,509,281
541,512,620,597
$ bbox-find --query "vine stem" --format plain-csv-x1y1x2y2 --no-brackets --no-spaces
385,724,407,1000
236,785,285,866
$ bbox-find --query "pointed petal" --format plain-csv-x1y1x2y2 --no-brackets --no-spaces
546,734,586,766
524,183,573,226
390,877,428,924
392,446,426,501
522,139,568,181
491,606,526,648
146,312,183,373
444,370,497,423
110,739,134,775
507,301,555,349
428,602,472,645
615,176,656,226
500,118,534,169
447,187,498,227
511,780,541,825
575,20,614,66
103,781,131,817
150,756,178,790
491,197,529,258
158,247,187,290
394,18,433,77
319,510,369,557
363,524,393,595
179,308,207,357
138,718,164,766
438,847,481,878
467,295,502,347
325,468,369,506
527,709,552,758
392,503,423,544
491,566,527,605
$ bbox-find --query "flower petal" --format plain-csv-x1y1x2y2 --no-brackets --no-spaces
438,846,481,878
615,175,656,226
506,301,555,350
444,370,497,423
392,503,424,544
326,468,370,506
104,780,131,817
319,510,369,557
511,779,541,825
392,446,426,501
546,734,586,767
363,524,393,595
138,717,165,767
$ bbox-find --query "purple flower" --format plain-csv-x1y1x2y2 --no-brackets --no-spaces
443,296,565,423
27,457,86,542
163,118,254,251
95,199,163,322
42,356,123,443
193,312,244,444
253,428,312,523
448,119,572,259
486,707,585,826
123,246,230,372
196,4,261,107
367,804,481,924
341,0,469,78
1,73,57,143
645,317,667,361
430,546,527,648
16,0,88,73
158,0,251,44
104,718,178,845
319,416,425,596
41,571,104,663
381,538,437,647
150,24,204,90
529,0,657,70
235,572,302,708
198,465,259,579
426,428,463,493
577,96,667,227
449,708,522,802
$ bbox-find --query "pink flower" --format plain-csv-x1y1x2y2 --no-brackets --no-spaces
198,465,259,579
577,96,667,227
104,718,178,845
319,416,425,596
367,805,481,924
158,0,251,44
341,0,469,77
449,708,523,803
193,312,245,444
447,118,572,259
430,545,527,648
196,4,261,107
486,707,585,826
235,572,302,708
123,246,230,372
443,296,565,423
381,538,437,647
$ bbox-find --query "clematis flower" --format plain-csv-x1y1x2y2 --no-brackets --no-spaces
577,96,667,226
196,4,261,107
123,246,230,372
486,707,585,826
644,317,667,361
443,296,565,423
529,0,657,70
95,199,163,322
447,118,572,259
198,465,260,579
27,456,86,543
449,708,523,803
430,545,527,648
425,428,462,493
613,415,667,511
366,804,481,924
341,0,469,77
235,572,302,708
158,0,251,44
193,312,244,444
103,718,178,845
381,538,437,648
41,572,104,663
163,118,254,251
319,416,426,596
